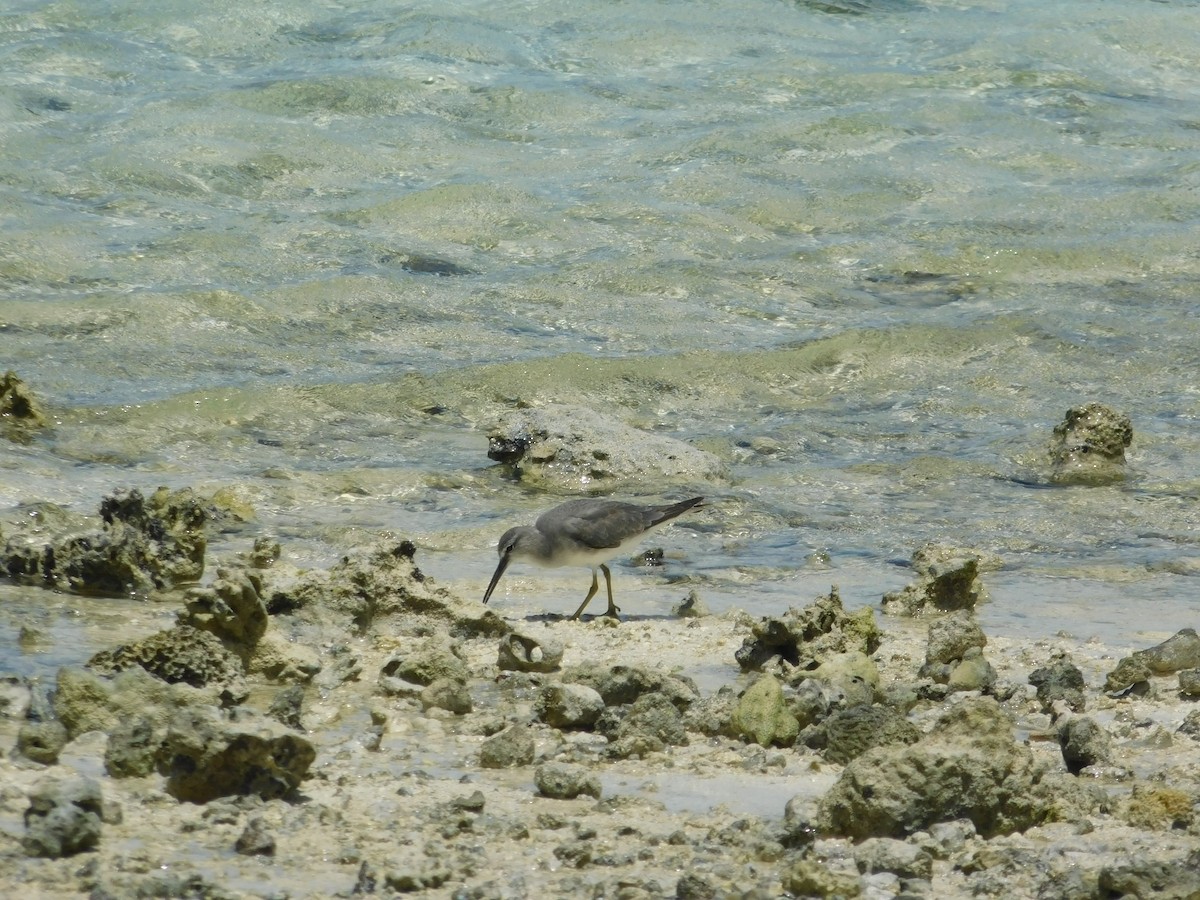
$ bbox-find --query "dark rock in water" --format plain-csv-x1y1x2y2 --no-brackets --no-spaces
380,251,476,277
23,775,105,858
1058,716,1114,774
15,720,69,765
156,706,315,803
735,586,881,672
534,762,601,800
88,624,246,697
818,698,1048,840
1,486,207,595
882,544,993,616
1179,668,1200,697
234,816,276,856
1,370,46,426
479,722,536,769
810,704,921,764
1105,628,1200,693
1049,402,1132,485
1029,655,1087,713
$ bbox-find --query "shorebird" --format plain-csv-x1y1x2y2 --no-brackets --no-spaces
482,496,704,620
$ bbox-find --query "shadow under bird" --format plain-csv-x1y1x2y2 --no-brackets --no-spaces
482,496,705,620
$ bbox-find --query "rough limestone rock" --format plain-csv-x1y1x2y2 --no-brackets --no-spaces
1,486,207,595
105,716,162,778
156,706,315,803
818,698,1048,840
1105,629,1200,694
534,762,602,800
419,677,472,714
246,630,321,684
1,369,46,428
607,692,689,759
796,650,881,710
267,541,509,637
1029,655,1087,712
560,664,699,710
810,704,921,765
23,775,105,858
179,565,269,657
946,647,997,694
498,631,563,673
54,665,217,742
730,673,799,748
1058,716,1114,775
735,586,881,672
853,837,933,880
925,610,987,666
535,683,605,730
479,723,536,769
380,637,468,688
1049,402,1133,485
15,720,69,765
88,624,246,697
882,544,993,616
486,403,725,488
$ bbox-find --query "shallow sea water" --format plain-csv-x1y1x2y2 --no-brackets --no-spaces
3,0,1200,676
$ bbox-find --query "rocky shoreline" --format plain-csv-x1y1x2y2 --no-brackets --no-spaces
2,480,1199,899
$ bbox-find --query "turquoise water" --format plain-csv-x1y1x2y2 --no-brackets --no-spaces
3,0,1200,667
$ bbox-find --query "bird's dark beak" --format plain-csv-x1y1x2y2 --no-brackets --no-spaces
482,552,510,605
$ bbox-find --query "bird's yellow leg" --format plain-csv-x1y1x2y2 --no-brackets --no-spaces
600,563,621,620
569,570,601,620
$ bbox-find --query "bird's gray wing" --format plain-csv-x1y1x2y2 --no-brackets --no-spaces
541,501,642,551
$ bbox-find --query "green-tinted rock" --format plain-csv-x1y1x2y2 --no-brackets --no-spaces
732,674,799,748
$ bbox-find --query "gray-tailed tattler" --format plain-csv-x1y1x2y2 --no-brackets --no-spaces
482,496,704,620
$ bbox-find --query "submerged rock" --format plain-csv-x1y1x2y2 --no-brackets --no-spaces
882,544,994,616
0,370,47,436
486,403,725,488
1049,402,1133,485
735,586,881,672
